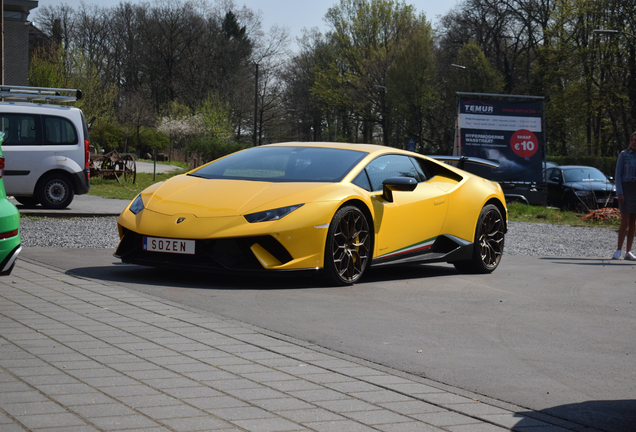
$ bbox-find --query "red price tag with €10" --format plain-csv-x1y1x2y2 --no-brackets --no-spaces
510,129,538,158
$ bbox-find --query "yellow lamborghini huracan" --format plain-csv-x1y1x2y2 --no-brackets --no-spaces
115,142,507,285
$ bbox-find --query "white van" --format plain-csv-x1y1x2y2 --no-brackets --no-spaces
0,86,90,209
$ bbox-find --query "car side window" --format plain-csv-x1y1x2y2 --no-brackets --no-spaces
547,168,561,182
410,157,430,180
363,155,423,192
352,170,372,191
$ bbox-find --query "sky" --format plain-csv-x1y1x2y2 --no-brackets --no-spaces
37,0,459,49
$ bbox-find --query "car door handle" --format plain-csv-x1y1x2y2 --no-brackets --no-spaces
434,198,446,206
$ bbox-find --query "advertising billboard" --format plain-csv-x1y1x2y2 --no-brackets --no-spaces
456,97,545,184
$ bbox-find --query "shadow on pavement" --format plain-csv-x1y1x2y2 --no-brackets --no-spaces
539,257,635,266
65,261,460,290
514,399,636,432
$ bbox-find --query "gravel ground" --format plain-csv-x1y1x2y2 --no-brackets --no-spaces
18,217,620,258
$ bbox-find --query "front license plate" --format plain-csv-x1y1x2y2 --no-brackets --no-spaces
143,237,195,255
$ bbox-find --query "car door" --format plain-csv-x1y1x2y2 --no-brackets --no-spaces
545,167,563,205
361,154,449,260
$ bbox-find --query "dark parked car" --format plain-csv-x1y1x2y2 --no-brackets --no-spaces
546,165,617,211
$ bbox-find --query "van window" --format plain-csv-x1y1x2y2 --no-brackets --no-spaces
0,114,78,145
43,116,78,144
0,114,39,145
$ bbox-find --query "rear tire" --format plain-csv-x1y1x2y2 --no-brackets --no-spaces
454,204,505,274
37,173,74,209
324,206,371,286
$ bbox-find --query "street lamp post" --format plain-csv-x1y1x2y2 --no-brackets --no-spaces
253,62,259,147
593,29,636,39
451,64,482,91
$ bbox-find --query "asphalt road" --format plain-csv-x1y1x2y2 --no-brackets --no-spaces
21,248,636,432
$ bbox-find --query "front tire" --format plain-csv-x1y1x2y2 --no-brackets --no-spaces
454,204,505,274
324,206,371,286
37,173,74,209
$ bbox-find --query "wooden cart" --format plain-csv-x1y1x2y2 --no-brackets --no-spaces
90,150,136,183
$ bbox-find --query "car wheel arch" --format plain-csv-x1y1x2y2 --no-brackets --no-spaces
36,168,80,193
454,203,505,274
322,200,375,285
334,199,375,248
485,198,507,233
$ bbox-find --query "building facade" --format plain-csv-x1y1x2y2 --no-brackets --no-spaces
3,0,39,85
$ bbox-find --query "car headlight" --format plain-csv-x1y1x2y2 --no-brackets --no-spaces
129,195,145,215
245,204,304,223
575,190,593,197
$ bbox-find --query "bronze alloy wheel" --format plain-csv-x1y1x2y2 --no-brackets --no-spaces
477,205,505,270
454,204,505,274
325,206,371,285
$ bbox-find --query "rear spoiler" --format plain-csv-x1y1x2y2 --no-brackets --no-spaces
427,155,499,170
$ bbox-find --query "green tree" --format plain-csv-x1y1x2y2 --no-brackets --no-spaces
282,28,330,142
28,45,65,88
185,93,235,162
387,21,437,152
198,94,233,141
534,0,634,157
451,42,505,94
67,49,119,126
89,123,123,152
316,0,425,146
132,127,170,157
28,44,118,126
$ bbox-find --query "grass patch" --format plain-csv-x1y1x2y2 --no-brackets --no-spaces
88,169,185,201
507,202,620,229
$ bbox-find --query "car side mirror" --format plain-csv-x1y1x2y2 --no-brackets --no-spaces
550,176,561,183
382,177,417,203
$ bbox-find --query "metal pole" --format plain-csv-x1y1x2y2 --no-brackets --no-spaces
253,63,258,146
1,0,4,85
629,43,636,126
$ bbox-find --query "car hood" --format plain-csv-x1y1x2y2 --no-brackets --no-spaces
564,181,615,192
142,174,335,217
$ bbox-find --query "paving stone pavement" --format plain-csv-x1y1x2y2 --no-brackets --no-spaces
0,260,578,432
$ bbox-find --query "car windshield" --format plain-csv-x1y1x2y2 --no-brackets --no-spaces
562,167,608,183
190,146,368,182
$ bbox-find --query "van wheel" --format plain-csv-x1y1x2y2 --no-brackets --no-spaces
14,196,40,207
37,174,74,209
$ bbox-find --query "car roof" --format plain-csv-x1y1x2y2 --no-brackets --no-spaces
0,101,80,113
556,165,602,170
266,141,417,157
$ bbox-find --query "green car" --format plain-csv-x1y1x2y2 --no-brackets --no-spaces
0,132,21,275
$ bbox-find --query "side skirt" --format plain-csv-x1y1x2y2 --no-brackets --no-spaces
371,235,473,267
